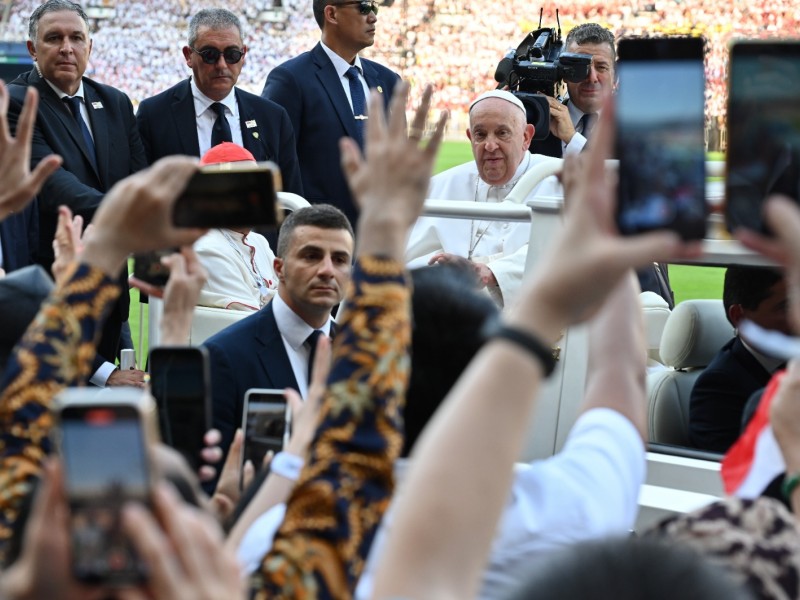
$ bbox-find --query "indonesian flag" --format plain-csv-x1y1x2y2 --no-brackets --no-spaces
721,370,786,497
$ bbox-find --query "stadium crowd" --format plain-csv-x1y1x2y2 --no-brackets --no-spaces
3,0,800,135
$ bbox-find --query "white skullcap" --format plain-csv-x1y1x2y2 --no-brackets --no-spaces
469,90,526,116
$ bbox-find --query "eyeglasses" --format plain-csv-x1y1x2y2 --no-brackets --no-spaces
191,46,245,65
335,1,379,15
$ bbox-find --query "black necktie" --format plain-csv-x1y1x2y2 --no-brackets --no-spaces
577,113,596,139
210,102,232,147
345,66,367,146
62,96,97,171
305,329,325,384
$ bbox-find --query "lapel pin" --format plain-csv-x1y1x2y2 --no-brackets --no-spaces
253,132,260,139
377,86,383,93
91,102,103,109
245,119,257,129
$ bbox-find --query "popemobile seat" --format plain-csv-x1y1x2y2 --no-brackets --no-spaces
640,291,671,367
646,299,734,447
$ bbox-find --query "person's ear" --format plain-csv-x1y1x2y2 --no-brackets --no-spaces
523,123,535,149
729,304,745,328
274,257,285,283
26,40,36,60
182,46,193,67
324,4,338,25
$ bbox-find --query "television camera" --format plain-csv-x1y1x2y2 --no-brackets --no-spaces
494,10,592,140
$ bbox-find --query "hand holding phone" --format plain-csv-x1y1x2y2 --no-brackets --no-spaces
172,161,281,229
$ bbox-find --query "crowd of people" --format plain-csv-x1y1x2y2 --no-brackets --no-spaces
3,0,800,135
3,0,800,598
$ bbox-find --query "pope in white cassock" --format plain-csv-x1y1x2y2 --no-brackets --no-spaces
406,90,561,307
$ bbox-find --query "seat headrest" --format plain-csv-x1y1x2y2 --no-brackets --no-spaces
640,291,671,352
659,299,734,369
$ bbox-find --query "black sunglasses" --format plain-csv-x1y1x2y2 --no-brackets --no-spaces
335,0,379,15
191,46,245,65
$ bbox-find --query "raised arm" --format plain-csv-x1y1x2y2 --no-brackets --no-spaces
0,156,205,562
372,100,699,600
253,82,447,598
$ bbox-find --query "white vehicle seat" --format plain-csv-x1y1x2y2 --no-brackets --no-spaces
640,291,671,366
647,300,734,447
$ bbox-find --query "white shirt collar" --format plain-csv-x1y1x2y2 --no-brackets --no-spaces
271,293,333,350
45,78,86,101
320,40,364,79
190,78,237,119
565,97,602,127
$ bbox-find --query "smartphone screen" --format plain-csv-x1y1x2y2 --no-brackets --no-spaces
172,162,280,229
616,37,707,240
59,403,150,584
132,248,177,288
726,42,800,234
242,389,290,471
148,347,211,470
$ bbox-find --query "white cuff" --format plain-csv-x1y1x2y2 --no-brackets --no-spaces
89,361,117,387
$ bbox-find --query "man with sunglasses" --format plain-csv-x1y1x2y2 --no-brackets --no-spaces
261,0,399,228
136,8,303,195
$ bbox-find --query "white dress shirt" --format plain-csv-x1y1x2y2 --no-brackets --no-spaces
271,294,334,399
320,41,371,114
190,79,243,156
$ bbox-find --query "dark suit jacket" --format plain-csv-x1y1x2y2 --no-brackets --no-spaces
136,79,303,195
7,69,147,360
262,42,400,226
689,336,772,453
203,301,299,458
0,200,38,273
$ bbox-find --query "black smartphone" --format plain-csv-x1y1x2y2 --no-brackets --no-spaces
132,248,177,288
172,161,281,229
241,388,291,471
615,36,707,240
55,388,154,585
726,41,800,235
147,347,212,470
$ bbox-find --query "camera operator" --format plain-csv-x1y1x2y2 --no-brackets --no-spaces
530,23,616,158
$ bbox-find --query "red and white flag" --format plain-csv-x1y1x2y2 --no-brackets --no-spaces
721,370,786,497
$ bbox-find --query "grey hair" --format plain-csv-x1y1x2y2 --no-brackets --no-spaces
188,8,243,47
28,0,89,42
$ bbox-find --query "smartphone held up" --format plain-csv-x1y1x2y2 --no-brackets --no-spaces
55,387,156,585
172,161,282,229
241,388,291,472
615,36,707,240
725,41,800,235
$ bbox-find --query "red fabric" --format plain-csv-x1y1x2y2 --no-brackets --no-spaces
722,369,785,494
200,142,255,165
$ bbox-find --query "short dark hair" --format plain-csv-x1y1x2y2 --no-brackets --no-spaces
506,537,751,600
188,8,242,47
276,204,354,258
403,266,498,457
312,0,326,29
29,0,89,42
722,266,783,325
565,23,616,62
